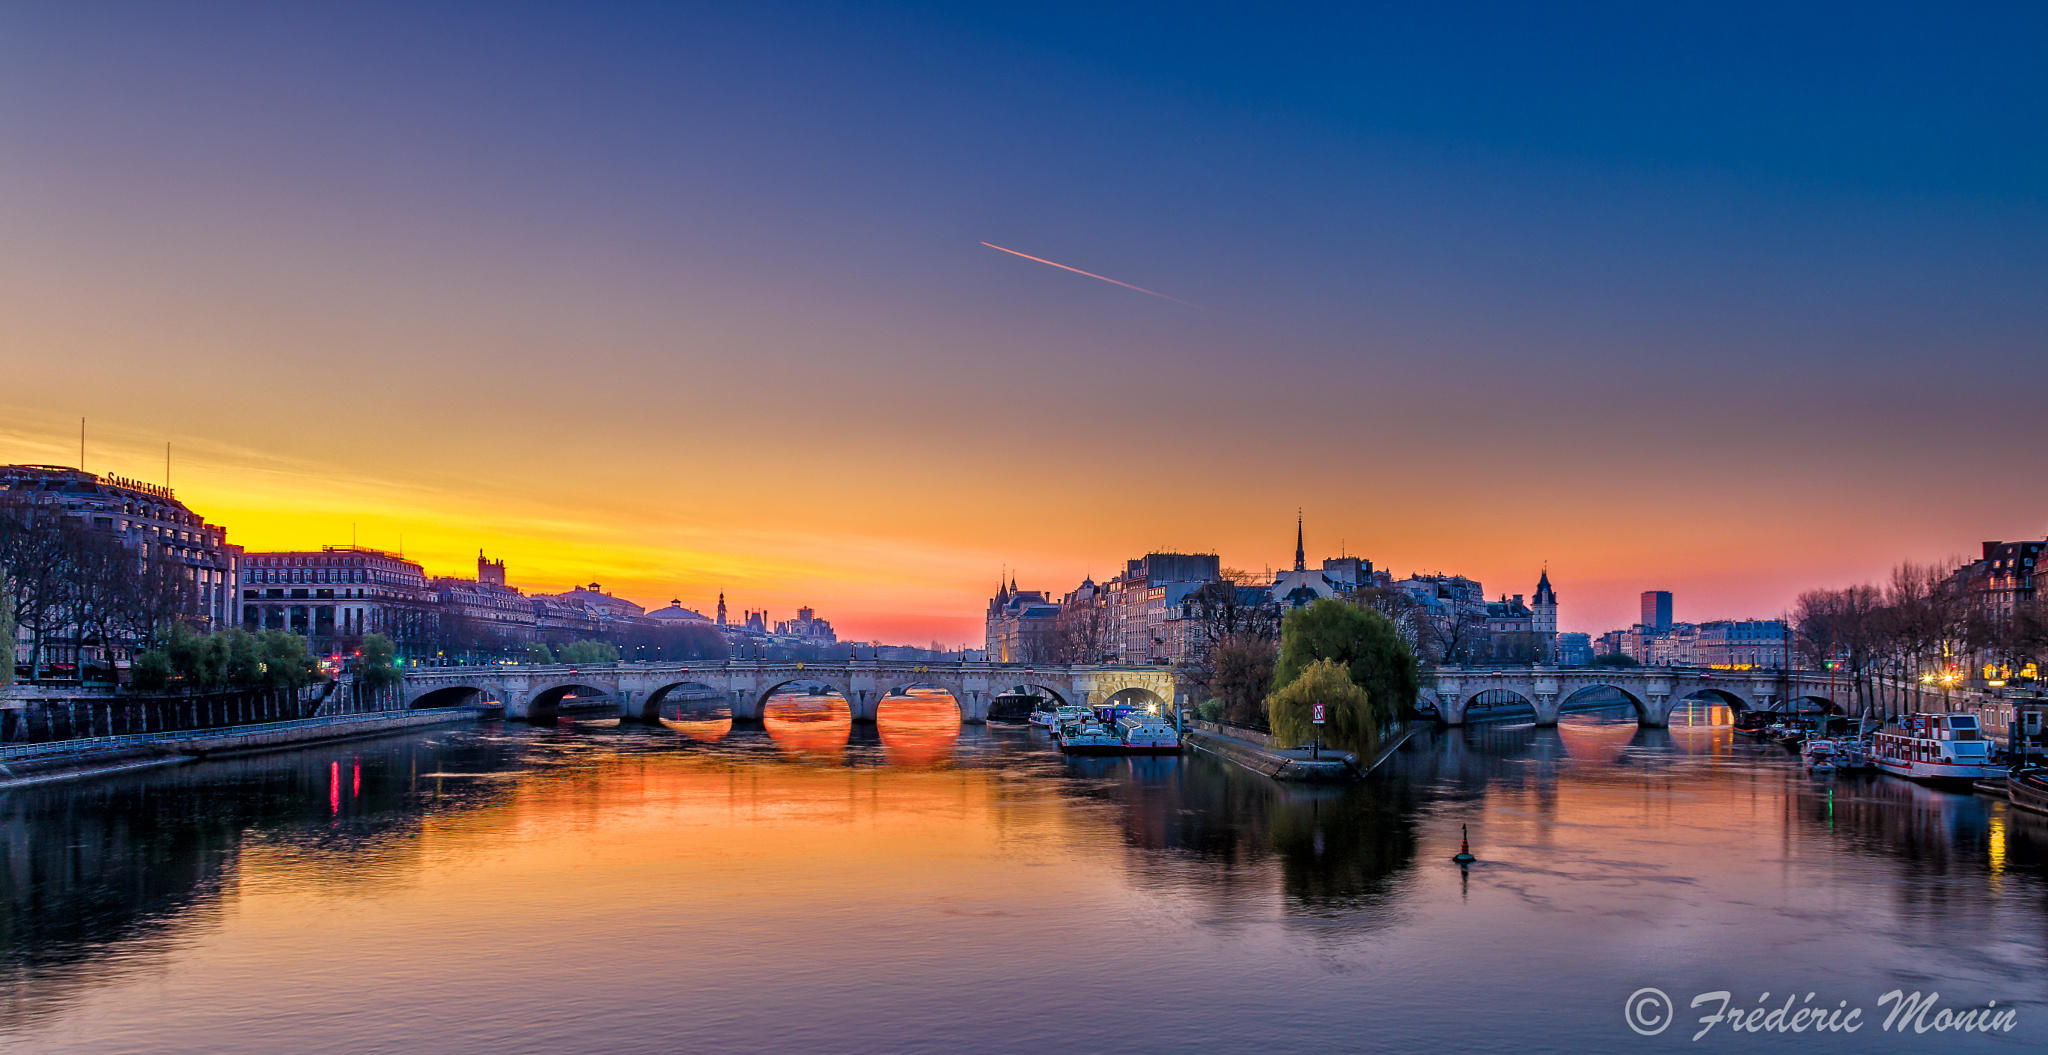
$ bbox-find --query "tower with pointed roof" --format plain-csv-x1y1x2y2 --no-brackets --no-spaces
1532,567,1558,660
1293,510,1306,573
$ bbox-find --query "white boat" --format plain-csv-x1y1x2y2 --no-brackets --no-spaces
1036,703,1090,729
1115,713,1181,754
1802,738,1838,773
1871,713,1999,784
1056,718,1124,756
1833,737,1873,772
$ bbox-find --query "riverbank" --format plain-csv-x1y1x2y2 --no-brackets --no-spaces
1184,719,1431,782
0,707,490,790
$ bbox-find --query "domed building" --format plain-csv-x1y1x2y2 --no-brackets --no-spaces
647,598,714,624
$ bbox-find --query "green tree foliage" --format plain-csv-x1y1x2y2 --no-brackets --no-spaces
129,625,323,691
1267,659,1380,755
130,647,171,690
1591,652,1640,668
557,639,620,664
359,633,403,689
523,642,555,664
1273,598,1419,725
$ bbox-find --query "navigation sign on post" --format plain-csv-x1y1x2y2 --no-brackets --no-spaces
1312,703,1326,725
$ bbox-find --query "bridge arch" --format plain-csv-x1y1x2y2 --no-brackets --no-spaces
996,681,1074,707
1558,683,1651,724
526,681,620,723
1457,687,1539,722
1672,687,1751,722
883,679,969,706
755,678,860,718
1786,693,1844,715
408,683,503,710
641,680,733,723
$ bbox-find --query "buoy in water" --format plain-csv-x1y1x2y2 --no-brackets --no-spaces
1452,823,1476,864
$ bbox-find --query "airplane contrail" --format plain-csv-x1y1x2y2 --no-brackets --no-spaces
979,241,1192,306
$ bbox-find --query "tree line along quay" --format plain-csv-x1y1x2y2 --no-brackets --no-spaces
4,461,2046,766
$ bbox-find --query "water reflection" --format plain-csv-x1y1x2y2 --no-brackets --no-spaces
762,691,852,757
2,710,2044,1054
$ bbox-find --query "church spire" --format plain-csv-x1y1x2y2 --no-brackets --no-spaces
1294,509,1306,572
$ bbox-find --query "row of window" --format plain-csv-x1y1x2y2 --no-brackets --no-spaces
245,567,410,585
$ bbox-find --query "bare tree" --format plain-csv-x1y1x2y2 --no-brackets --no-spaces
0,495,76,680
1184,570,1280,650
1047,600,1115,664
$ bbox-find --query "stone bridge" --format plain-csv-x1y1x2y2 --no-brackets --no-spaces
400,660,1186,724
1425,665,1854,728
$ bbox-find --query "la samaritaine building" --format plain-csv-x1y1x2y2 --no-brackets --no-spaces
2,464,242,675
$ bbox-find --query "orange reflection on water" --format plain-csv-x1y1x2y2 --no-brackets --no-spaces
876,689,961,766
659,716,734,742
764,693,852,757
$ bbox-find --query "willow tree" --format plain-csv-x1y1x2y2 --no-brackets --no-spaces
1268,659,1378,756
1272,597,1418,727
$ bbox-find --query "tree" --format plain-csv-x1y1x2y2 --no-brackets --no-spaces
1793,584,1883,717
1205,632,1277,726
1410,600,1479,666
557,639,620,664
1591,652,1640,668
1184,571,1281,649
0,591,12,686
0,495,74,680
1266,658,1381,756
256,630,320,689
524,642,555,664
359,633,403,690
1273,597,1419,725
1048,601,1115,664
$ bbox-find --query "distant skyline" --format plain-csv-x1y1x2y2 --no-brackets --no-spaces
4,3,2042,643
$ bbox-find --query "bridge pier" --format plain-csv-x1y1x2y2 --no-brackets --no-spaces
849,690,878,723
958,690,988,725
1641,693,1673,728
1533,692,1560,727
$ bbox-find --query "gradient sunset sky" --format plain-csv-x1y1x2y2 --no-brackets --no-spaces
4,2,2043,644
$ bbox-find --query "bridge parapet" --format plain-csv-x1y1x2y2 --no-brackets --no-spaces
401,660,1187,724
1424,665,1849,728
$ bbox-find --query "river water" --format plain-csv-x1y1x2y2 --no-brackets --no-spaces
2,698,2043,1053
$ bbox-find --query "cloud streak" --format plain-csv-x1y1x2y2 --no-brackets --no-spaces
979,242,1192,306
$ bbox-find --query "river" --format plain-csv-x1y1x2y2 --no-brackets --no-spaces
2,698,2043,1053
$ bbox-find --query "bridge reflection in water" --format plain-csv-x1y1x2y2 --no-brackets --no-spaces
649,687,967,763
6,710,2046,1055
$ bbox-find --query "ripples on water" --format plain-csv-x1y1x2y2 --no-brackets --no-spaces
2,700,2043,1053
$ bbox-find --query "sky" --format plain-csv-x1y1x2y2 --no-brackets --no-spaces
3,1,2044,644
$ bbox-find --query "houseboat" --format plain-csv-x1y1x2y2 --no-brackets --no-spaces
2008,767,2048,816
1871,713,1999,784
1115,712,1182,754
1802,738,1838,774
1056,717,1126,756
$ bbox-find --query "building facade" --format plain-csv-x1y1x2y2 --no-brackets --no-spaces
1107,553,1222,663
3,464,242,675
985,577,1061,662
241,546,434,652
1641,590,1674,633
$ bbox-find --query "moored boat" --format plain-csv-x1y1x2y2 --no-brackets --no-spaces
1802,738,1838,773
1115,712,1181,754
1038,703,1091,730
1056,718,1125,756
1871,713,1999,785
2008,767,2048,816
